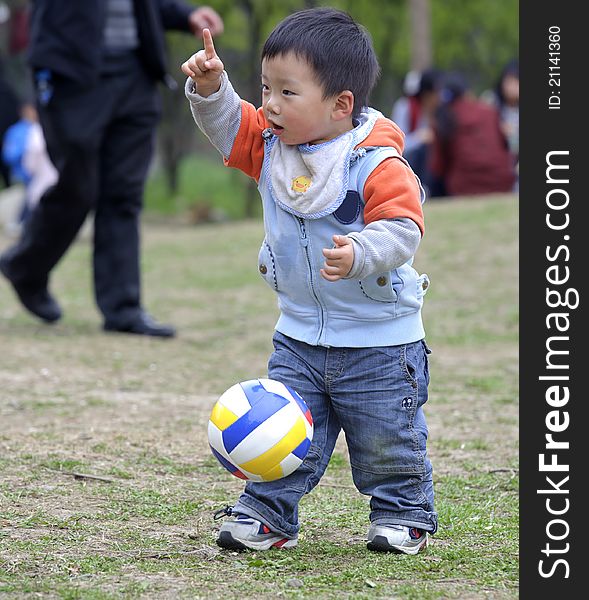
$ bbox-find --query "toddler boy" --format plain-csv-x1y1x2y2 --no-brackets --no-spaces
182,7,437,554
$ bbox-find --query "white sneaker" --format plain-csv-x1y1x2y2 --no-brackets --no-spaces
217,514,298,551
367,524,428,555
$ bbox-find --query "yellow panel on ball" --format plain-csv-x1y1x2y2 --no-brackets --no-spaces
239,416,306,478
210,402,239,431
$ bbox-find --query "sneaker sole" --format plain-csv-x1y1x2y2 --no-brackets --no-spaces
367,534,428,555
217,531,297,551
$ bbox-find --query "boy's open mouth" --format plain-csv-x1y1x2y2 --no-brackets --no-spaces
268,120,284,135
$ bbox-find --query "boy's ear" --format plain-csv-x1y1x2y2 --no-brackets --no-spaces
332,90,354,121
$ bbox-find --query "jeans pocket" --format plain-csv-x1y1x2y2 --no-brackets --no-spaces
400,343,419,390
421,339,431,387
348,393,427,479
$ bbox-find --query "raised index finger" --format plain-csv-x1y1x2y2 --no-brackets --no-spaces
203,28,216,60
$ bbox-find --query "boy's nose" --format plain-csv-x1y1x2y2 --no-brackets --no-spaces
266,98,280,115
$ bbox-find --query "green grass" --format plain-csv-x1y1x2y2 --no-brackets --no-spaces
0,194,518,598
144,154,261,221
1,463,517,598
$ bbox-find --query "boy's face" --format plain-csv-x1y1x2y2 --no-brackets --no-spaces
261,52,353,146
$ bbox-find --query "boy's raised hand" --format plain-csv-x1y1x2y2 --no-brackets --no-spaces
181,28,224,97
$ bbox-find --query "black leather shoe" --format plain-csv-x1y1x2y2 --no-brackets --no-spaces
0,255,62,323
103,312,176,338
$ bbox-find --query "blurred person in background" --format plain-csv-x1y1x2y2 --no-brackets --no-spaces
486,59,519,190
0,61,20,188
391,68,445,198
0,1,31,189
485,59,519,161
2,102,58,229
1,0,33,101
0,0,223,337
429,71,515,197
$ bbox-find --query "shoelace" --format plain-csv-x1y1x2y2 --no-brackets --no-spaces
213,505,234,520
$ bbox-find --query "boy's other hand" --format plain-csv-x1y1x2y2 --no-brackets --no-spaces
321,235,354,282
181,28,224,97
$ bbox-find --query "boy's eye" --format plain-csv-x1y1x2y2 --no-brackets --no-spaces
282,89,294,96
261,84,269,92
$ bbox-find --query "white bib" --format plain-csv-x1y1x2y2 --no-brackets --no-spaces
266,108,381,219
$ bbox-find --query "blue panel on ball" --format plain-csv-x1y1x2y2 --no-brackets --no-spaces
221,380,290,453
285,384,307,413
210,445,238,473
292,436,311,460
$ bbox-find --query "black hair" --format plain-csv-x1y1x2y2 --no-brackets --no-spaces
416,68,442,97
440,71,468,103
435,71,469,142
495,59,519,107
261,8,380,118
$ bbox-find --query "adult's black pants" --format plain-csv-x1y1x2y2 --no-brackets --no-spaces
3,55,161,326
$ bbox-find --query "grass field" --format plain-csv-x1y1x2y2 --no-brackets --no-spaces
144,155,260,221
0,194,518,599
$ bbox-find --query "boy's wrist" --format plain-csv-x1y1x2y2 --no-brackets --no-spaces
344,237,365,279
186,72,227,101
195,79,222,98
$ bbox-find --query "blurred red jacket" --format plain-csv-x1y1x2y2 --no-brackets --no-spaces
430,96,516,196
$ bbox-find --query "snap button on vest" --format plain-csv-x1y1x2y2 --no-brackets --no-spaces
259,264,268,275
377,276,387,287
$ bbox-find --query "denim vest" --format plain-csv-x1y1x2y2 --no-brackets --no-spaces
257,140,429,348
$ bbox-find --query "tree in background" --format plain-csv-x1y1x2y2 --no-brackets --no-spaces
409,0,432,71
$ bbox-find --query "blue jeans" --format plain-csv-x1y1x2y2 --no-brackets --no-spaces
232,332,438,538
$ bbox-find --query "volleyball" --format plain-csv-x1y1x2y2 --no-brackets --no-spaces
208,378,313,482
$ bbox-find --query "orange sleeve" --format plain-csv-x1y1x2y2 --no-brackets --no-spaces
224,102,268,182
363,157,424,235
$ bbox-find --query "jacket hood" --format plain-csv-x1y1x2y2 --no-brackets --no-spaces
353,108,406,154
